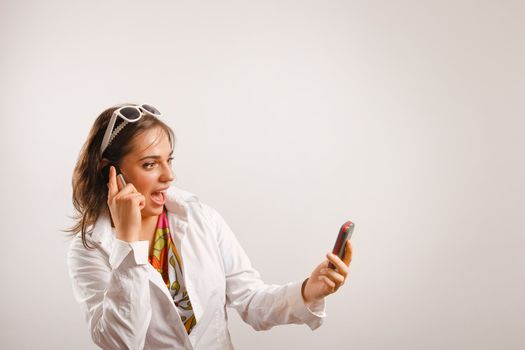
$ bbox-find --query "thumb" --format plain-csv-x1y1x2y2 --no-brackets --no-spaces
343,240,352,266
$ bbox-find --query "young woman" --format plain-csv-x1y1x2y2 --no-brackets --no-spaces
67,103,353,349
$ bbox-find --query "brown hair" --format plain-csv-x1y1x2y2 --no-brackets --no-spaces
66,104,175,248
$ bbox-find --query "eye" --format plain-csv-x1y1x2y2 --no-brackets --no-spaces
168,157,174,165
143,162,156,169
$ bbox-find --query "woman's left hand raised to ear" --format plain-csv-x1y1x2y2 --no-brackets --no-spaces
301,239,353,304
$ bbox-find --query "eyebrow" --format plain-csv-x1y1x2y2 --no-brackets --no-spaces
138,150,174,161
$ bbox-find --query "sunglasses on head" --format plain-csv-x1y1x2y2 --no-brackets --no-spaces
100,104,162,156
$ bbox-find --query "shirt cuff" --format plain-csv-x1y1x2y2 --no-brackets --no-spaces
109,239,150,269
287,280,326,330
306,297,326,317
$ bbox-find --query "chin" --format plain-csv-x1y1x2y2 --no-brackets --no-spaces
142,205,164,218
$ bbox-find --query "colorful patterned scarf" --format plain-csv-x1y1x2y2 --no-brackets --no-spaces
149,207,196,334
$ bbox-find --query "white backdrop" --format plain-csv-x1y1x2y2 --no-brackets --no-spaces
1,1,524,349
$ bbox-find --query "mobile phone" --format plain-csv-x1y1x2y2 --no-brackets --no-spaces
328,221,354,269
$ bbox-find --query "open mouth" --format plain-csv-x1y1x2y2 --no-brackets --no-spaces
150,190,166,206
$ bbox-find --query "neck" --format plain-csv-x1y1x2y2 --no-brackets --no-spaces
140,214,159,242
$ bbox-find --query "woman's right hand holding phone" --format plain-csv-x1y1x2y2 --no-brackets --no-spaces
107,165,145,242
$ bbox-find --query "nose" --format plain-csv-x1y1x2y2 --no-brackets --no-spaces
160,162,175,183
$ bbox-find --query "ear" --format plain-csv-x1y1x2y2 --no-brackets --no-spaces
101,158,110,168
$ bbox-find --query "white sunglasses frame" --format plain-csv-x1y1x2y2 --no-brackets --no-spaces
100,104,167,156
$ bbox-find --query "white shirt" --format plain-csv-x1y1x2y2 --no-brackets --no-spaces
67,186,326,349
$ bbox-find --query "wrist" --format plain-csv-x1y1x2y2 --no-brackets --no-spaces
301,278,311,304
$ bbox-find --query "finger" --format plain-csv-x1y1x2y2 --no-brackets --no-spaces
134,193,146,210
318,275,336,292
114,193,145,212
319,260,330,269
326,253,349,276
320,268,345,285
314,260,330,275
107,165,118,200
118,192,144,204
116,183,139,197
343,240,352,266
130,193,146,208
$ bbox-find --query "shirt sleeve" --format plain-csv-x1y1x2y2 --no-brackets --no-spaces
205,205,326,331
67,236,152,349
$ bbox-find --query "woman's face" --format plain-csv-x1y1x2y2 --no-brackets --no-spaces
118,126,175,219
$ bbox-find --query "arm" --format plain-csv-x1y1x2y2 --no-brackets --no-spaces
67,236,152,349
206,205,326,331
